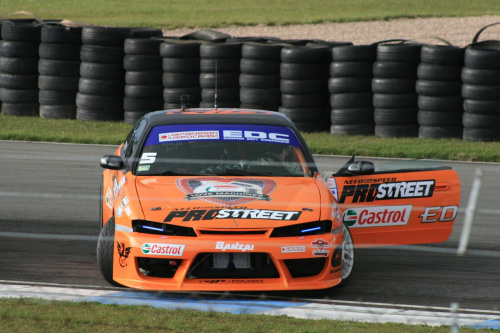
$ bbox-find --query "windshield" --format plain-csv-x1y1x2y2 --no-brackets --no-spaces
135,124,312,177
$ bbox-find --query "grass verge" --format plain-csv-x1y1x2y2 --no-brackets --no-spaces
2,114,499,162
0,298,492,333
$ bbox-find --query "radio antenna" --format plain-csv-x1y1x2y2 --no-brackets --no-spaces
214,58,218,110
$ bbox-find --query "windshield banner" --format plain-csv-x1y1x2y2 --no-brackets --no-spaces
144,124,302,147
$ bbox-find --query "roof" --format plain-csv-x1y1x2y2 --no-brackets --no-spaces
144,108,296,128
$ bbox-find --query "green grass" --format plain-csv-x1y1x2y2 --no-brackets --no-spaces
3,0,500,29
2,114,500,162
0,298,492,333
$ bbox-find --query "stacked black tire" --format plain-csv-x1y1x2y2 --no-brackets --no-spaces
161,40,202,109
0,21,41,116
279,45,332,132
416,45,465,139
76,26,162,121
461,42,500,141
123,38,163,124
329,44,376,135
199,42,242,108
372,42,422,137
239,42,282,111
38,24,83,118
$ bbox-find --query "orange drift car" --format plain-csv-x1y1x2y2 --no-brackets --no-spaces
98,108,460,291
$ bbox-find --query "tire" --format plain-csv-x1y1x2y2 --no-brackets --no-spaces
80,45,124,64
281,78,328,94
372,78,416,94
418,110,462,126
239,73,280,89
280,62,329,80
40,104,76,119
159,41,201,58
464,47,500,70
461,67,500,85
123,55,162,71
240,87,281,105
375,124,419,137
241,59,280,74
330,107,374,125
79,62,124,80
124,85,164,98
420,45,464,66
282,93,329,108
462,83,500,101
2,102,39,116
463,99,500,114
162,57,200,73
0,88,38,103
331,44,377,62
372,61,418,79
330,92,373,109
0,56,39,74
329,61,374,77
124,38,163,55
372,93,418,109
79,78,124,96
417,63,462,81
330,123,374,135
374,108,418,125
241,43,283,60
38,75,80,91
278,106,328,122
463,127,500,141
124,111,150,124
97,217,122,287
125,71,163,85
328,77,372,93
418,95,463,112
418,126,463,139
340,224,354,285
376,43,422,63
0,40,38,58
280,45,331,63
39,90,77,105
39,59,81,77
415,79,462,97
462,112,500,128
200,43,242,58
41,25,83,44
39,43,81,61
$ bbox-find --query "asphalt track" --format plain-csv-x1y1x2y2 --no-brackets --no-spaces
0,141,499,314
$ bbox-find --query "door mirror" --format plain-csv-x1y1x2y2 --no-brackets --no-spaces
100,155,124,170
347,161,375,175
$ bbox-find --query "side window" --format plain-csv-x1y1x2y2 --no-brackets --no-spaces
121,118,147,163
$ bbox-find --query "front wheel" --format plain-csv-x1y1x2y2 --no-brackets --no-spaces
96,217,122,287
340,224,355,285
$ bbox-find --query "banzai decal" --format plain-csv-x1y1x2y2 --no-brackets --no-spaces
339,180,435,203
117,242,132,267
176,177,276,207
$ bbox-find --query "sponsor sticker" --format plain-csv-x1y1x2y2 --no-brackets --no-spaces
311,238,329,257
216,242,255,252
105,187,113,209
164,208,301,222
327,177,338,200
281,246,306,253
176,177,276,206
159,130,219,142
116,197,129,218
342,205,412,228
141,243,185,256
419,205,458,223
339,180,435,203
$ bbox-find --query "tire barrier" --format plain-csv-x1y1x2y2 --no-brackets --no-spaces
76,26,162,121
0,19,41,116
372,41,422,138
39,24,83,119
123,38,164,124
160,39,202,109
2,18,500,141
329,44,375,135
416,45,465,139
280,44,332,132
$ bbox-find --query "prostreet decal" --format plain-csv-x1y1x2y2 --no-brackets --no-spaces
339,180,435,203
199,279,264,284
164,208,302,222
176,177,276,206
343,205,412,228
141,243,185,256
116,242,132,267
312,238,329,257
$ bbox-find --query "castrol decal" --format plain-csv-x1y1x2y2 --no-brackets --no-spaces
141,243,185,256
342,205,412,228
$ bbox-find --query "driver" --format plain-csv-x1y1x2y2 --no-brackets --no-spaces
252,144,303,175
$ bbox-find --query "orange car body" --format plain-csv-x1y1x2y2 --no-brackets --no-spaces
99,108,460,291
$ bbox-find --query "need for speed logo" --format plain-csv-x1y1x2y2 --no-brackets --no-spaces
339,180,435,203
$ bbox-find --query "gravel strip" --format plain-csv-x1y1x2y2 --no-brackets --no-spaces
164,16,500,47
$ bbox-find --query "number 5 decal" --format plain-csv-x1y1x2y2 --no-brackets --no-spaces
139,152,157,164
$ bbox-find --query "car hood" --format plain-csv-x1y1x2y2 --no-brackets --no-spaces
135,176,324,228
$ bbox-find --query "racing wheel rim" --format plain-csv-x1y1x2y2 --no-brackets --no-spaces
341,224,354,280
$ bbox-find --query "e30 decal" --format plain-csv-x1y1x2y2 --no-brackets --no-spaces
419,206,458,223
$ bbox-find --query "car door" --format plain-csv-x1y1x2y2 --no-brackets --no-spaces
327,157,461,248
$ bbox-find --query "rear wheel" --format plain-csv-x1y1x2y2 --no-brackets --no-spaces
340,224,355,285
97,217,122,287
